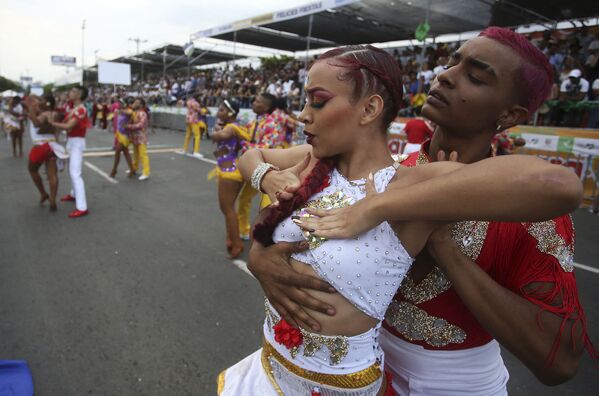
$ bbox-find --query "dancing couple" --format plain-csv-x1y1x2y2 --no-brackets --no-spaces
218,28,593,395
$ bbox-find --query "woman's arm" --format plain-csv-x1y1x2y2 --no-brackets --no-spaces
211,125,235,141
299,155,582,239
238,145,314,204
238,144,312,180
26,106,46,128
50,117,78,131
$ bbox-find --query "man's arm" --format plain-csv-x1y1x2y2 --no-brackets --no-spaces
297,155,582,240
427,226,585,385
50,117,77,131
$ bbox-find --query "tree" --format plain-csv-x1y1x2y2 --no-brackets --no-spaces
260,55,295,73
0,75,21,93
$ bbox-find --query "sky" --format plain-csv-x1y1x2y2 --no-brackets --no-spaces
0,0,308,84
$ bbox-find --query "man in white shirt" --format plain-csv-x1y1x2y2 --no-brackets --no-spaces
560,69,589,101
557,69,589,126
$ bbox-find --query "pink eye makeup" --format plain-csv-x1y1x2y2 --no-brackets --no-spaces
306,88,335,109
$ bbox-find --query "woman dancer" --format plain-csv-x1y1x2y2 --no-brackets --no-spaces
24,95,60,211
220,45,582,395
5,96,24,157
211,99,247,259
126,98,150,181
181,95,203,157
198,100,210,140
109,99,135,178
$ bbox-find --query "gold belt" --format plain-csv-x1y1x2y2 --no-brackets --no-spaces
261,339,382,390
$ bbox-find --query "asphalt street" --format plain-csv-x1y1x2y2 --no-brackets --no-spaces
0,127,597,395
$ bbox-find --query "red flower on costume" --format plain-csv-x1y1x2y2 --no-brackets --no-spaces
273,319,303,349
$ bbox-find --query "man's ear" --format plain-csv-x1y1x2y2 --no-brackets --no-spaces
497,105,528,130
360,94,385,126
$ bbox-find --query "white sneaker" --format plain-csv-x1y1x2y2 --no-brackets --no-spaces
138,174,150,181
192,152,204,159
175,149,185,155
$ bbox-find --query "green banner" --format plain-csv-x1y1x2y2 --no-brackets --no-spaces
557,136,574,153
415,22,430,42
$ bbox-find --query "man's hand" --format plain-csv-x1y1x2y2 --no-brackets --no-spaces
261,153,311,206
248,240,336,331
426,223,459,273
292,172,383,239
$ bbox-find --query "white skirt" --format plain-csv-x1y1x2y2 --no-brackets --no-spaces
380,328,509,396
218,349,279,396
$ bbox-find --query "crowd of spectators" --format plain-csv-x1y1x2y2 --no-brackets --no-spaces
83,25,599,128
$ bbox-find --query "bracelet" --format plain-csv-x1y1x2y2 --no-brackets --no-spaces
251,162,279,193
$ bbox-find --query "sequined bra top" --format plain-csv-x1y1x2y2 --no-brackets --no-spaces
273,166,414,321
215,122,243,171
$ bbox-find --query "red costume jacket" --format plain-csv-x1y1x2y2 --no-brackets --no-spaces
383,142,592,363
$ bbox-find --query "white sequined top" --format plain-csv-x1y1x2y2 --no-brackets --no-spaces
273,165,414,320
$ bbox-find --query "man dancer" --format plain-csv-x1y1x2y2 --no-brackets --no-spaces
237,93,281,240
50,85,89,218
127,98,151,181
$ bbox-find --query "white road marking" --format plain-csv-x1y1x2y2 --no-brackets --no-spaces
573,262,599,275
85,144,174,152
83,148,179,157
84,161,118,184
232,259,255,278
177,151,217,165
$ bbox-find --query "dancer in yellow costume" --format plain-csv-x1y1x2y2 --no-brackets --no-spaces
126,98,151,181
211,99,247,259
182,95,204,158
237,93,283,239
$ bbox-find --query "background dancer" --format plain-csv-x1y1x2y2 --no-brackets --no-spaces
109,99,135,179
181,95,203,158
126,98,151,181
5,96,24,157
24,95,60,211
211,99,246,259
237,93,280,240
50,85,90,218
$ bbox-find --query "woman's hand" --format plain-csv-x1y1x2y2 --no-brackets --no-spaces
262,153,311,206
293,172,384,239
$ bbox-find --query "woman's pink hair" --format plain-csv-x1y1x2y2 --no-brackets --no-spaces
479,27,553,116
315,45,403,127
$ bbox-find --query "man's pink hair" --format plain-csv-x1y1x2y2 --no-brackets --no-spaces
479,27,553,116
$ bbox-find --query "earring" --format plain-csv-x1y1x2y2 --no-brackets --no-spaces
496,124,502,131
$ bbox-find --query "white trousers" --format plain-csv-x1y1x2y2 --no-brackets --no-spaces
67,137,87,211
403,143,422,155
380,328,509,396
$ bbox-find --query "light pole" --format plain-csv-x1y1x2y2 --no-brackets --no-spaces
129,37,148,84
81,19,86,82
